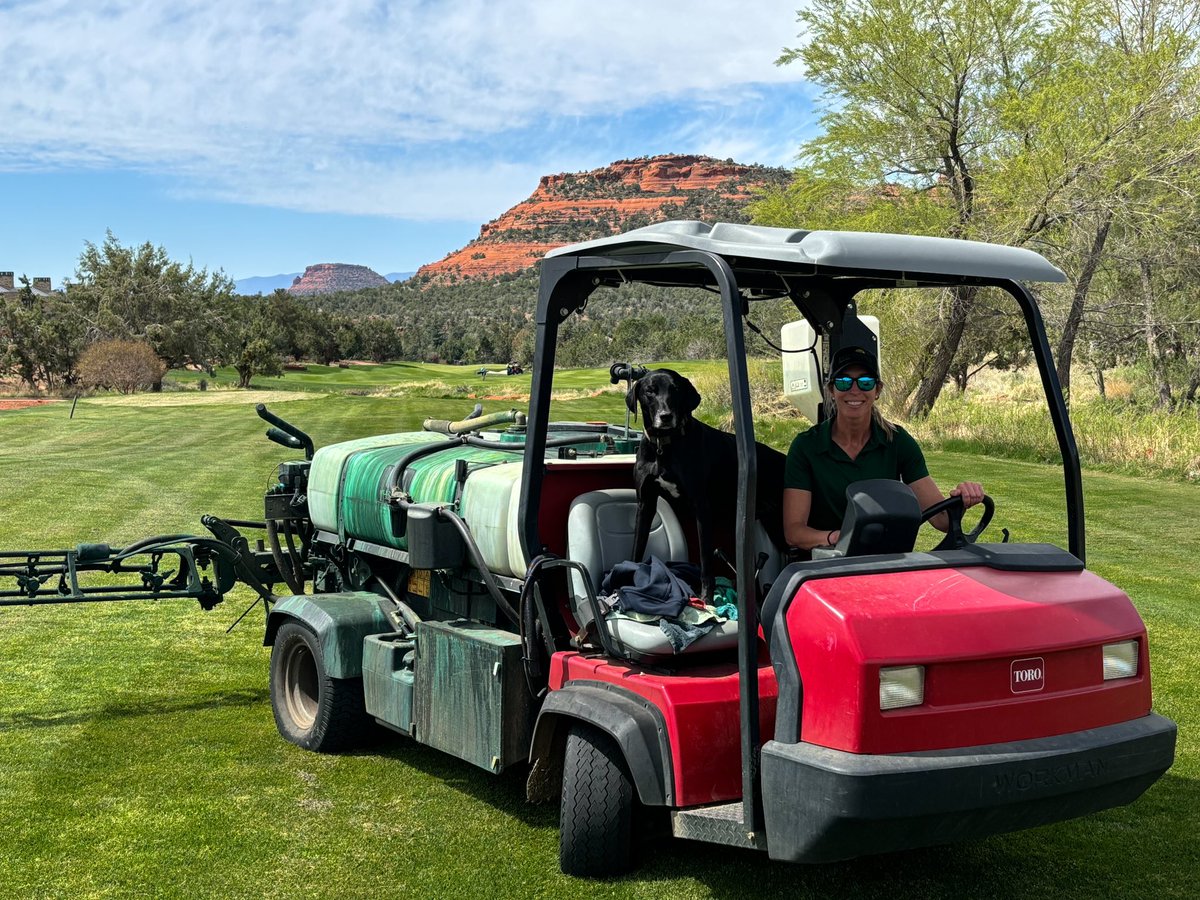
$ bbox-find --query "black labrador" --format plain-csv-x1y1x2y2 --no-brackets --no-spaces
627,368,786,603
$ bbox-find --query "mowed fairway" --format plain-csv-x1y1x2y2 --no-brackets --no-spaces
1,369,1196,899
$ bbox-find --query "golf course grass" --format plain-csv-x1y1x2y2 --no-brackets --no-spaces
0,364,1195,898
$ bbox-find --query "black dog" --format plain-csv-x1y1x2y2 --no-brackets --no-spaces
627,369,786,603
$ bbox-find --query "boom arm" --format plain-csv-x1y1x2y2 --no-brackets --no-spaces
0,517,277,609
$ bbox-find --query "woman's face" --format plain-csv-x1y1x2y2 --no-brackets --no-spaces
830,364,880,418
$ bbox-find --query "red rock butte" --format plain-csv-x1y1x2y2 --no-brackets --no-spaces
288,263,390,295
417,154,789,282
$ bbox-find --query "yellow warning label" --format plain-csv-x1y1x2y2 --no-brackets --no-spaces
409,568,431,597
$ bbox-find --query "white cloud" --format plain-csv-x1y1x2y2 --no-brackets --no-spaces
0,0,810,217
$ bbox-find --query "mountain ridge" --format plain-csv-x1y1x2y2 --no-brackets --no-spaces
415,153,789,281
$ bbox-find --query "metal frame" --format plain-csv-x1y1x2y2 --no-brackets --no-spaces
518,245,1085,840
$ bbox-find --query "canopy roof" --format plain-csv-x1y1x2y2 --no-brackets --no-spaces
546,221,1066,284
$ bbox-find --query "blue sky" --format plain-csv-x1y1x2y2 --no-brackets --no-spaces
0,1,818,285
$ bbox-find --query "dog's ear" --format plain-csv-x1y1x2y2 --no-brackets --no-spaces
625,381,639,419
681,376,702,414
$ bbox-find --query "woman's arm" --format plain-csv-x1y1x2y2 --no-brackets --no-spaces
783,488,841,550
910,476,985,532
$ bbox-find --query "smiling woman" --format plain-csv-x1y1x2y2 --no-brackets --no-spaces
782,344,984,552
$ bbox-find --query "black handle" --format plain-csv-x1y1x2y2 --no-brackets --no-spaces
265,427,302,450
256,404,314,459
609,363,648,384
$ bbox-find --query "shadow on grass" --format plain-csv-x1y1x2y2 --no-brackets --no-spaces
361,736,559,830
622,772,1200,899
358,731,1197,898
0,687,269,731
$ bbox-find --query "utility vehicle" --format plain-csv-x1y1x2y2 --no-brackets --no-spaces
2,221,1176,876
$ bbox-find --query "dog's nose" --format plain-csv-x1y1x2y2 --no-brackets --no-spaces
654,413,675,430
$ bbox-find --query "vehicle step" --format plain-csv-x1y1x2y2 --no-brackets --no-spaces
670,803,765,850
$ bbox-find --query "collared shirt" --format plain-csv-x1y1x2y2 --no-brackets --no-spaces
785,418,929,530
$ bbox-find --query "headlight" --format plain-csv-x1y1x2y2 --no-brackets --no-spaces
880,665,924,710
1103,640,1139,680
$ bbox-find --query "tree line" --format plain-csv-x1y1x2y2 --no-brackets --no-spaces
2,233,792,394
757,0,1200,413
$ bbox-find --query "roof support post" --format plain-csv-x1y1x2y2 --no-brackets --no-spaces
667,249,764,838
999,280,1085,562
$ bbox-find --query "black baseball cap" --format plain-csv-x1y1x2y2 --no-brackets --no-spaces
830,345,880,380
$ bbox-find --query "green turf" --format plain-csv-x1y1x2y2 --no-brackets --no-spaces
0,387,1195,898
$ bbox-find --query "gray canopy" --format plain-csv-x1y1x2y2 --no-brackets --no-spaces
546,221,1066,283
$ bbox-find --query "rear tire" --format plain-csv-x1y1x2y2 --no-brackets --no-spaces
559,724,635,877
270,621,371,752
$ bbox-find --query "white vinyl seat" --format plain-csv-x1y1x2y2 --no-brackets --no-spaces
566,489,739,660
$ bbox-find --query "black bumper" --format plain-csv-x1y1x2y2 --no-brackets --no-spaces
761,713,1177,863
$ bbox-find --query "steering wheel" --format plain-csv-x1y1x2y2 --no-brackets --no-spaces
920,494,995,551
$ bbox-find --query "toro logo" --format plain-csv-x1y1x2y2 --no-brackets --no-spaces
1011,657,1045,693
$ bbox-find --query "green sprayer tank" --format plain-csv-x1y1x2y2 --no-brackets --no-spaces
307,433,530,577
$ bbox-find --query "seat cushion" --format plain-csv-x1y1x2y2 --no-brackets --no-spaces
566,489,739,659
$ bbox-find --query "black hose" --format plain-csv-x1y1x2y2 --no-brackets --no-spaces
281,520,306,593
118,534,197,555
266,520,304,595
434,507,520,626
462,432,609,452
518,559,550,697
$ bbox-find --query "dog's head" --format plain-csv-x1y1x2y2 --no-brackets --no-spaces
626,368,701,437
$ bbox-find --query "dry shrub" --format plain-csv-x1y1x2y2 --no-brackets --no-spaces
78,340,167,394
1106,379,1134,402
692,359,802,431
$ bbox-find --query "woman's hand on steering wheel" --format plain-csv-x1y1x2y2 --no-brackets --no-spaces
920,492,995,550
951,481,985,508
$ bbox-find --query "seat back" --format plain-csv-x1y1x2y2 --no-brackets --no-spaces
566,489,688,630
752,520,783,599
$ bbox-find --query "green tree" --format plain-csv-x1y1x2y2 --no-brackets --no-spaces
67,231,235,370
770,0,1200,411
0,278,86,390
211,295,285,388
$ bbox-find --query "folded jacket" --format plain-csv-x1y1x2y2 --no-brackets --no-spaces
601,557,701,618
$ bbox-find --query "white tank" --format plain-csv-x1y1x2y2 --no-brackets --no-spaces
781,316,881,423
459,461,524,577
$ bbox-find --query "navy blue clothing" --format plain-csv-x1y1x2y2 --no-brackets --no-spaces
601,558,701,618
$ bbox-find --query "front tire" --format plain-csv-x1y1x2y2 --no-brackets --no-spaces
559,724,635,877
269,621,371,752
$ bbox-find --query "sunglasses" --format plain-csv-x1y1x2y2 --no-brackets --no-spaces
832,375,879,392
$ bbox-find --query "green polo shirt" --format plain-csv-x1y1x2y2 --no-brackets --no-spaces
785,418,929,530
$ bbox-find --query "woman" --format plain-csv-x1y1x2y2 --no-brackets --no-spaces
783,345,984,552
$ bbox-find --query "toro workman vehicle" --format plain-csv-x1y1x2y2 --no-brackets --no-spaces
1,222,1176,876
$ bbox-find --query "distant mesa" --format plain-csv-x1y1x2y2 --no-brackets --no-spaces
416,153,790,282
287,263,390,296
236,269,411,295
